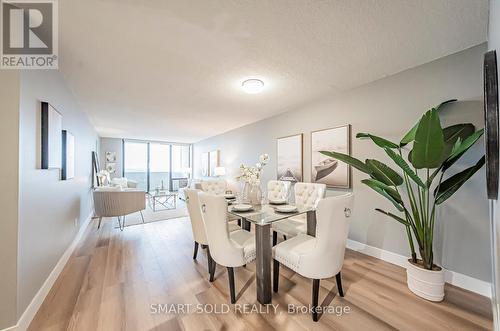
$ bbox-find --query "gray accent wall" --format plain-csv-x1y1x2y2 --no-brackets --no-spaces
16,70,98,319
0,71,20,329
194,44,491,282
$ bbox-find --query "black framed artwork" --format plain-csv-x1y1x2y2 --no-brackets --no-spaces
61,130,75,180
484,50,499,200
41,102,62,169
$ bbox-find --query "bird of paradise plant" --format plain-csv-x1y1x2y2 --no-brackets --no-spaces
321,100,485,270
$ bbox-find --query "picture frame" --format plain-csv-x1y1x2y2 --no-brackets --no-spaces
311,125,351,188
41,101,62,169
92,151,100,187
61,130,75,180
276,134,303,182
106,162,116,174
106,151,116,162
484,50,499,200
209,150,220,177
201,152,209,177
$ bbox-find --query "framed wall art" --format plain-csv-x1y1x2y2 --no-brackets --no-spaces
484,50,499,200
201,152,209,177
311,125,351,188
209,150,220,177
41,101,62,169
61,130,75,180
277,134,303,182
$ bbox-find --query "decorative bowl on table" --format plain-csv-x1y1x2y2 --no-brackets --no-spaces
232,204,253,212
275,205,298,213
269,198,287,205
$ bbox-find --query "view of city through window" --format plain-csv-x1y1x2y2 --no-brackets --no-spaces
123,141,191,191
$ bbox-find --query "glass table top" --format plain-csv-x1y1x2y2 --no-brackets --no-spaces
227,203,314,226
148,190,177,197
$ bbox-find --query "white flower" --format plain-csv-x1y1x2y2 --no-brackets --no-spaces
259,153,269,165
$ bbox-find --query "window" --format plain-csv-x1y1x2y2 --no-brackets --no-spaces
123,140,191,192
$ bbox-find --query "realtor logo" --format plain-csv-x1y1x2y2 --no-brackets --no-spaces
1,0,58,69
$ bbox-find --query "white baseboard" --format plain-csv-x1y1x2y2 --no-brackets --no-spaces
347,239,492,298
1,214,94,331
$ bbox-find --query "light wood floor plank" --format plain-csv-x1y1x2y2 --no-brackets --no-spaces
28,216,493,331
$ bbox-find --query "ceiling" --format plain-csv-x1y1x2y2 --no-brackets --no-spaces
59,0,488,143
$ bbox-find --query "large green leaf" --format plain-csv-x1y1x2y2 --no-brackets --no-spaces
356,133,399,149
362,178,402,200
442,129,484,170
442,123,475,158
400,123,418,147
411,109,445,169
362,179,404,211
434,156,485,204
366,159,403,186
399,99,457,147
435,99,457,110
384,148,425,187
319,151,372,175
375,208,410,226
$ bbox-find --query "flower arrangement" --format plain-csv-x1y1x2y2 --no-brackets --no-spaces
96,170,110,186
236,153,270,185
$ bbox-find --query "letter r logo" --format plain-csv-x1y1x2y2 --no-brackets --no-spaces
2,1,53,54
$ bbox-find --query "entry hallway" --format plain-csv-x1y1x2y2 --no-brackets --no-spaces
28,217,493,331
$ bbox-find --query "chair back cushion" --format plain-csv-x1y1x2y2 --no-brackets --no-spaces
185,189,208,245
300,193,354,279
198,192,245,266
201,180,227,195
111,177,129,188
267,180,291,201
294,182,326,209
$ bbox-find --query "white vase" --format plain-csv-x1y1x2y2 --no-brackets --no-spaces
406,259,445,302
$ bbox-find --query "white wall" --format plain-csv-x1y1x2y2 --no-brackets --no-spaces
0,71,20,329
17,70,98,318
194,44,491,282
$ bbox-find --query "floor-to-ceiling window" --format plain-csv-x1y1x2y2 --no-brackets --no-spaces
123,140,191,192
123,141,148,190
150,143,171,191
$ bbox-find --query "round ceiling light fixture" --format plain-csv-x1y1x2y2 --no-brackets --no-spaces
242,78,265,94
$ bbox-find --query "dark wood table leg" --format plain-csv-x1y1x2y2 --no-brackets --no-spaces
307,210,317,237
255,223,272,304
242,218,251,231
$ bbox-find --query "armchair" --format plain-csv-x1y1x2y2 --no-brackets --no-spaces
93,187,146,230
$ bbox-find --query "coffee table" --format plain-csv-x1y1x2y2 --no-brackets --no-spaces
148,190,177,211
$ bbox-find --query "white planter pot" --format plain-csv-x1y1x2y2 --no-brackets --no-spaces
406,259,445,302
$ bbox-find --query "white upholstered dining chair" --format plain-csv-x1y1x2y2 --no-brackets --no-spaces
185,189,240,281
273,193,354,321
271,182,326,245
198,192,256,303
267,180,291,201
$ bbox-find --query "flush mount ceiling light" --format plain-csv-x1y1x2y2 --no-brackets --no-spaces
242,79,265,94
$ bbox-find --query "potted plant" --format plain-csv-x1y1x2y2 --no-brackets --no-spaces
320,100,485,301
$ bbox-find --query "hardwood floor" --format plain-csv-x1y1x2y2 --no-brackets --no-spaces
28,216,493,331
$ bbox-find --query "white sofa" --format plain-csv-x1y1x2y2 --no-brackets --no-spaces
178,179,203,201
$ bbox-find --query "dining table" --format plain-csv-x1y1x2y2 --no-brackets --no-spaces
227,203,317,305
